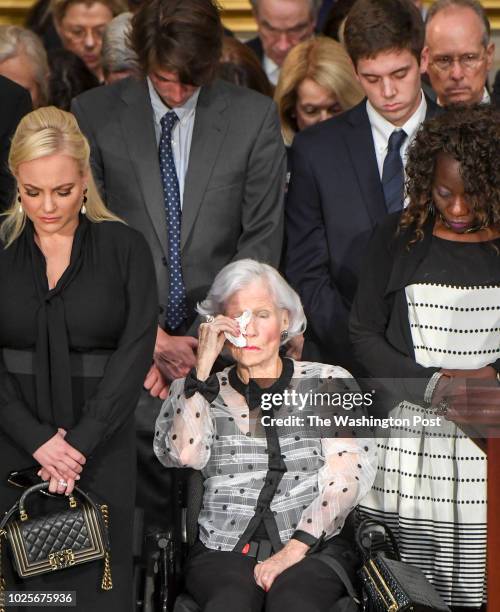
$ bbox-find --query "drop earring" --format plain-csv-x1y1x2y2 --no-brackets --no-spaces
81,189,88,215
280,329,289,342
17,193,22,214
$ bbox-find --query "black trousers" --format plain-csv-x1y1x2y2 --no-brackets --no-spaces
184,541,358,612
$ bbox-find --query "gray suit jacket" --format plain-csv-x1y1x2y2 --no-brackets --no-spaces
72,77,286,333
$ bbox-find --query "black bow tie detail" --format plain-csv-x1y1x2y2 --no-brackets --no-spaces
227,358,295,411
184,369,220,403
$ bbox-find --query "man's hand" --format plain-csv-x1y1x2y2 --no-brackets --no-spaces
253,539,308,591
144,363,170,399
440,366,497,380
433,366,497,406
154,326,198,381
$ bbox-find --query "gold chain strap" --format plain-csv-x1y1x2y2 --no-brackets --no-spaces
0,529,7,612
100,505,113,591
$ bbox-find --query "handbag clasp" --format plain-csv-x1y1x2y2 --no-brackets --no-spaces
49,549,75,570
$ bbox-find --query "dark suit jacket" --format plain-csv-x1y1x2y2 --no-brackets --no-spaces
493,70,500,109
0,76,32,211
72,77,286,334
284,97,438,373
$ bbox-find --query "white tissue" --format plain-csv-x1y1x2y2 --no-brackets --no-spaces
224,309,252,347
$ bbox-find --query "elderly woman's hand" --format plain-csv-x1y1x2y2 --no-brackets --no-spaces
196,315,240,380
253,539,309,592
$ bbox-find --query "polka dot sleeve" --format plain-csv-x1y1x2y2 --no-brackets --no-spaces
295,437,378,540
153,377,215,470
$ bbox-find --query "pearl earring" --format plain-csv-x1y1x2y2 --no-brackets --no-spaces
81,189,88,215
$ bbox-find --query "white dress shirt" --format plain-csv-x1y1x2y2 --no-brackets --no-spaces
147,77,201,208
366,92,427,180
263,54,280,86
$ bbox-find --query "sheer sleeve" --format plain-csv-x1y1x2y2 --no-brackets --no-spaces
154,378,216,470
294,437,377,541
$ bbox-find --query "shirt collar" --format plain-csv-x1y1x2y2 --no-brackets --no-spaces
366,90,427,145
228,357,294,410
263,54,280,85
147,76,201,127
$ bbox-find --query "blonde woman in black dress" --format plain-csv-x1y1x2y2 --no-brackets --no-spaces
0,107,157,610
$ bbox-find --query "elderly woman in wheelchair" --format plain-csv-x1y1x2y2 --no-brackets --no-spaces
154,259,377,612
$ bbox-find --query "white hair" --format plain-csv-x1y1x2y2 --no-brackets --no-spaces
102,12,138,76
197,259,307,343
0,26,49,106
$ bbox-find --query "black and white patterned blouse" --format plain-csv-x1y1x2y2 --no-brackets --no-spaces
154,358,377,552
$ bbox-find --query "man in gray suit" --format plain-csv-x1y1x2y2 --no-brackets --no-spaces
72,0,285,529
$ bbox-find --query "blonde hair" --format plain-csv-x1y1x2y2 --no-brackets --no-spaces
1,106,123,247
0,25,49,107
274,36,363,145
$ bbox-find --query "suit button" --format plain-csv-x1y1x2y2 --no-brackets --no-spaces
159,306,164,314
161,256,167,266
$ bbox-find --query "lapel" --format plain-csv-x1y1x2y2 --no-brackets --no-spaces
181,81,228,250
343,101,387,225
119,78,168,259
424,95,441,120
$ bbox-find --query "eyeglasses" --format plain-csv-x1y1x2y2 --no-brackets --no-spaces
60,25,106,42
429,52,486,73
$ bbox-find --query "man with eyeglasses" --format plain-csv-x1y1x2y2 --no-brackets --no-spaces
246,0,319,86
422,0,495,106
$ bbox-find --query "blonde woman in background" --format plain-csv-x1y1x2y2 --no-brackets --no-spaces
274,36,363,146
0,25,49,107
0,106,157,610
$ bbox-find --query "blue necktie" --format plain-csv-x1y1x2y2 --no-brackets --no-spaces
382,129,407,214
159,111,187,330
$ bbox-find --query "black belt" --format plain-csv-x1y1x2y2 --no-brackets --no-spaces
2,348,111,377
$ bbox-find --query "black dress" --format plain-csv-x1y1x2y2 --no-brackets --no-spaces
0,216,157,610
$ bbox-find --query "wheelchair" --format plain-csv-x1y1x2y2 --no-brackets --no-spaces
134,468,203,612
134,469,398,612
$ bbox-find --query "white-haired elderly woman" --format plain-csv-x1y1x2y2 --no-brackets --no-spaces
154,259,377,612
0,25,49,107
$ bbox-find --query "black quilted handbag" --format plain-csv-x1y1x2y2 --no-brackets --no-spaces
0,482,112,594
357,518,450,612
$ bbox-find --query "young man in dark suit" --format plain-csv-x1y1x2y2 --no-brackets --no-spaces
285,0,438,373
72,0,285,531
